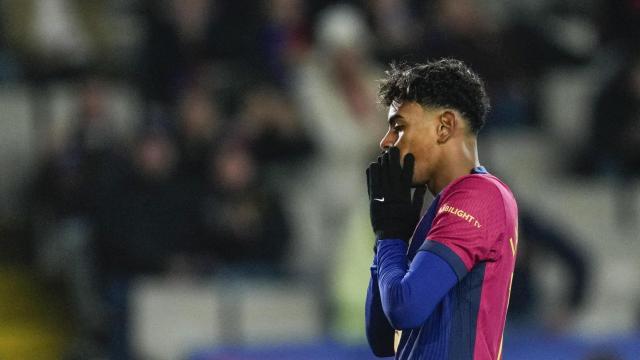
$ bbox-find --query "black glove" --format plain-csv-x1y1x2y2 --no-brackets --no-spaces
366,147,426,243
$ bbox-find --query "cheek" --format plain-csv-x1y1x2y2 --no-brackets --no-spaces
412,144,436,180
407,159,429,186
413,155,429,177
396,131,412,153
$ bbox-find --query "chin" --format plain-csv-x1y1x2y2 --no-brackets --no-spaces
411,179,427,188
412,173,429,187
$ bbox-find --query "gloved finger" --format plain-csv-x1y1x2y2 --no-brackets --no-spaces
381,150,390,194
366,165,372,198
369,162,383,199
381,148,390,170
388,147,402,176
384,148,400,193
402,153,415,185
412,185,427,215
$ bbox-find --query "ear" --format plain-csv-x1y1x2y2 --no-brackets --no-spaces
436,110,456,144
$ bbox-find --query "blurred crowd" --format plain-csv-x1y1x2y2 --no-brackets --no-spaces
0,0,639,358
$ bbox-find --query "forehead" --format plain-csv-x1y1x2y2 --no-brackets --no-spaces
387,101,425,122
387,100,402,119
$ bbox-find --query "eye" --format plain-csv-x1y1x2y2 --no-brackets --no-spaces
393,125,404,132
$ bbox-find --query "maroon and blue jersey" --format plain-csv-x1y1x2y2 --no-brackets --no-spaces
366,167,518,360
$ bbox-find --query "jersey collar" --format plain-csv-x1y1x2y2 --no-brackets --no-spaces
471,166,488,174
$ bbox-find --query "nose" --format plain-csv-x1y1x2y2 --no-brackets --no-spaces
379,130,396,151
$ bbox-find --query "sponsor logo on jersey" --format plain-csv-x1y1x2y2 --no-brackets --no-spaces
438,203,482,228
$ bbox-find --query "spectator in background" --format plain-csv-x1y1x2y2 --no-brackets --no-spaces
199,140,290,275
139,0,264,106
227,84,314,277
417,0,509,90
32,77,126,220
174,82,221,185
417,0,532,130
258,0,311,87
364,0,420,64
238,85,314,175
498,0,598,131
95,123,202,278
290,3,385,277
29,76,127,358
94,123,202,359
139,0,222,105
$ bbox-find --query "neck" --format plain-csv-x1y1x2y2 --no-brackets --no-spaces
428,136,480,195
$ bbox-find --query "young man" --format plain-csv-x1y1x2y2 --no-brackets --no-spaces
365,59,518,359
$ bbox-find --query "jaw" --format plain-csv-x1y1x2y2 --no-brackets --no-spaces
411,163,431,188
416,154,443,195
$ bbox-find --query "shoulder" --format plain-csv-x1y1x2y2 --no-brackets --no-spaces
436,174,517,230
426,174,516,268
442,174,515,204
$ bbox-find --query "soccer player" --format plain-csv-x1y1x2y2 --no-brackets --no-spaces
365,59,518,359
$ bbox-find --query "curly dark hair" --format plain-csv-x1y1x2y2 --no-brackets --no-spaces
378,59,490,134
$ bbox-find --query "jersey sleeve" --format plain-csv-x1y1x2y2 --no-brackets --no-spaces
420,176,506,277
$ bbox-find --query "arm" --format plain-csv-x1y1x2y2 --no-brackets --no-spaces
365,253,396,357
376,239,458,330
365,148,457,333
364,148,424,355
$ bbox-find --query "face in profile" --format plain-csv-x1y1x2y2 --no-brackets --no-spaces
379,101,442,186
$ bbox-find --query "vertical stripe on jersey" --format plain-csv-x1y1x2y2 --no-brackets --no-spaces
396,299,451,359
448,263,486,359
